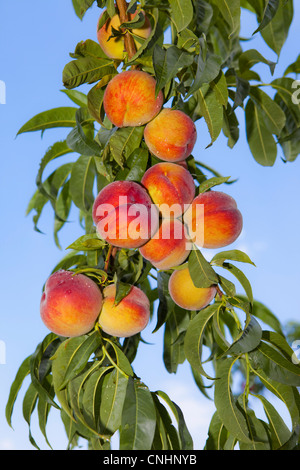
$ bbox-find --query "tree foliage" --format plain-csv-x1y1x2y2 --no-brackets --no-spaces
6,0,300,450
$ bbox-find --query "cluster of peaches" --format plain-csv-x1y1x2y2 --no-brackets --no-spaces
40,8,243,341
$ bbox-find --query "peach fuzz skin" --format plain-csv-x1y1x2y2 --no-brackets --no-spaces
98,284,150,338
184,191,243,249
144,108,197,162
139,219,191,271
97,10,151,60
141,162,195,219
103,71,164,128
40,270,103,338
168,267,217,311
92,181,159,249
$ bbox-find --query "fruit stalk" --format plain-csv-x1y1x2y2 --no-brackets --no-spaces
116,0,137,60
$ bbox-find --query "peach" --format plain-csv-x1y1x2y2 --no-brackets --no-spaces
141,162,195,219
92,180,159,249
184,191,243,249
139,218,191,270
168,267,217,311
40,270,103,338
98,284,150,337
97,9,152,60
103,70,164,128
144,108,197,162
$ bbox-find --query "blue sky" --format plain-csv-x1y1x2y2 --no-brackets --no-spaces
0,0,300,450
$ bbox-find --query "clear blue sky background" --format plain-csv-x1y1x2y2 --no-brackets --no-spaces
0,0,300,450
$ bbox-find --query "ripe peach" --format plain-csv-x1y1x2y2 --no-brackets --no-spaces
97,9,152,60
139,219,191,270
184,191,243,249
141,162,195,219
40,270,103,338
103,70,164,128
144,108,197,162
98,284,150,337
168,267,217,311
92,180,159,249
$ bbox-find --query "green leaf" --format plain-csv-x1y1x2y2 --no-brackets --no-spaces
284,54,300,76
237,296,284,335
187,52,222,98
198,176,231,193
58,332,102,390
260,0,294,57
163,307,190,374
115,148,149,182
253,0,280,34
188,247,219,288
36,141,73,197
87,82,106,125
245,99,277,166
211,249,256,267
6,356,31,428
17,107,78,135
249,86,286,135
222,104,240,148
29,334,61,409
109,126,144,168
151,394,181,450
196,85,224,146
72,0,95,20
67,363,111,439
250,342,300,386
37,392,53,449
61,89,88,107
120,377,156,450
239,49,276,76
22,383,39,450
210,71,229,107
184,303,221,379
66,109,101,157
80,365,113,437
63,55,116,90
194,0,214,35
251,368,300,430
253,394,292,449
153,45,194,95
210,0,241,38
99,369,129,435
67,233,106,251
224,315,262,356
169,0,193,32
156,390,194,450
214,357,252,444
205,411,228,450
69,155,96,212
221,262,254,305
52,337,87,419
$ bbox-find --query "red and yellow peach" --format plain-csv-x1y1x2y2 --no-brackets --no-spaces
168,267,217,311
139,218,191,270
144,108,197,162
141,162,195,219
98,284,150,337
103,70,164,128
40,270,103,337
92,180,159,249
184,191,243,249
97,9,152,60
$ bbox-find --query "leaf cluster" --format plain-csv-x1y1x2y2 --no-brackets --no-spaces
7,0,300,451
